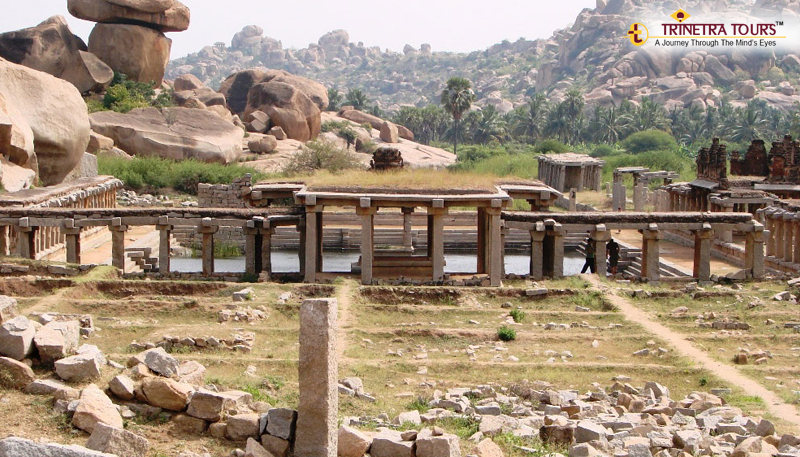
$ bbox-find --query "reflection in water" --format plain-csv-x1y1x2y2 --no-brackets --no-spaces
169,250,587,276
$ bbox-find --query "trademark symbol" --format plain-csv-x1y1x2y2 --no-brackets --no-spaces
776,21,784,25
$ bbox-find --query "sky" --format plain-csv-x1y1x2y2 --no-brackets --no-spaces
0,0,596,58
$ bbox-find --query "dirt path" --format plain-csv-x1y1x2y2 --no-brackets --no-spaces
586,275,800,431
336,280,356,359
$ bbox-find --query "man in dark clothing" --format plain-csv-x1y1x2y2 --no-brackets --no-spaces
607,238,620,276
581,237,596,274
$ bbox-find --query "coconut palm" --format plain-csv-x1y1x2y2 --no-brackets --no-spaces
469,106,507,144
345,88,369,111
441,77,476,154
327,88,343,112
511,94,548,141
726,103,768,143
631,97,670,132
591,106,630,143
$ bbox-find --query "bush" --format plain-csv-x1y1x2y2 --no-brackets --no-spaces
282,139,363,175
321,120,349,133
535,139,568,154
95,73,174,113
98,156,266,194
509,309,526,323
591,144,618,157
497,326,517,341
450,154,539,179
620,130,677,154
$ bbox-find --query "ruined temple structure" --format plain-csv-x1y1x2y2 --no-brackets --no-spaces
537,153,603,193
370,147,404,171
730,140,769,177
764,135,800,184
695,138,729,190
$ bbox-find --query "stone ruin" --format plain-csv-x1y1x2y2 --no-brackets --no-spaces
370,147,404,171
765,135,800,183
730,140,769,177
695,138,729,189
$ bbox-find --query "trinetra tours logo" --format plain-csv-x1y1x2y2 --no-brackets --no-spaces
627,9,789,49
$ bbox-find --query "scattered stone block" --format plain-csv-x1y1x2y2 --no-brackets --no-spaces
0,296,19,323
73,384,124,433
227,413,261,441
34,321,80,362
138,377,193,411
0,356,35,388
187,389,237,421
266,408,297,440
172,413,208,434
0,316,36,360
109,375,135,401
86,422,150,457
0,437,118,457
142,347,180,378
338,425,372,457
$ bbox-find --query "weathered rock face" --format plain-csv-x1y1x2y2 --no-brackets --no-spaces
0,158,36,192
90,107,243,163
72,384,124,433
0,16,113,93
67,0,191,33
0,57,90,185
245,81,321,142
0,437,118,457
88,24,171,85
0,296,19,323
219,69,327,141
0,316,37,360
380,121,399,144
0,356,35,388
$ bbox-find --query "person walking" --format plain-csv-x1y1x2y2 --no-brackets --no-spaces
581,236,596,274
607,238,620,276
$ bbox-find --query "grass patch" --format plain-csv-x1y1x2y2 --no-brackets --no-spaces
497,326,517,341
190,241,243,259
98,155,267,195
296,168,537,192
510,309,526,323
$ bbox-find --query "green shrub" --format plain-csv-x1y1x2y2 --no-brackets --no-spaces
767,66,785,83
282,139,363,175
321,120,349,133
98,155,266,194
535,139,568,154
509,309,526,323
620,130,677,154
497,326,517,341
96,73,174,113
591,144,618,157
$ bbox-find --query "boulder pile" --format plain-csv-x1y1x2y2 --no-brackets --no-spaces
67,0,190,85
130,331,255,353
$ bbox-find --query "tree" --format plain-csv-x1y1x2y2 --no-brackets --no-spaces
591,106,629,143
327,88,343,112
511,94,548,141
469,105,506,144
345,88,369,111
440,77,476,154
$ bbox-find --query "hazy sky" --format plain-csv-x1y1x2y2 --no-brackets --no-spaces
0,0,595,58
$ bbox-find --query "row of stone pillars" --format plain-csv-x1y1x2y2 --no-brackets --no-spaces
761,207,800,264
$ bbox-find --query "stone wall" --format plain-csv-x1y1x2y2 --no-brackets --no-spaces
197,175,252,208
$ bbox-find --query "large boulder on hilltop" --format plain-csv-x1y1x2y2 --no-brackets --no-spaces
0,57,90,185
106,0,173,13
67,0,191,33
318,29,350,59
88,24,171,85
245,81,321,142
174,73,205,91
0,16,113,93
219,68,328,115
90,107,243,163
339,109,384,130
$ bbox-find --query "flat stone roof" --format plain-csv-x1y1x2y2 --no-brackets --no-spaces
0,207,302,219
502,211,754,225
537,153,604,166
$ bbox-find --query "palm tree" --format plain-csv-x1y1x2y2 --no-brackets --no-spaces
726,103,768,143
441,77,476,154
592,106,629,143
327,88,343,112
470,106,507,144
631,97,670,132
545,102,572,144
345,88,369,111
511,94,548,141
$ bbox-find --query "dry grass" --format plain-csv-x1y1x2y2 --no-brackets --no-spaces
282,169,521,192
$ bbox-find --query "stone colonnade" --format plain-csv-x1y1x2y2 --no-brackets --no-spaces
759,207,800,267
537,155,604,193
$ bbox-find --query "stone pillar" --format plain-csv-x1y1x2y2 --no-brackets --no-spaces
16,218,36,260
0,226,8,257
765,210,776,257
296,298,338,457
612,182,626,211
719,205,734,243
157,217,172,275
785,213,795,263
110,220,128,272
774,212,785,259
260,226,273,276
358,204,376,285
244,226,259,276
529,224,545,280
693,224,713,283
557,167,566,192
640,224,661,283
476,207,487,274
401,207,414,252
793,215,800,264
591,225,611,278
197,218,218,276
298,220,306,277
745,224,765,279
486,207,502,286
633,183,644,211
429,204,447,283
542,220,564,279
64,220,81,265
304,207,322,283
568,188,577,212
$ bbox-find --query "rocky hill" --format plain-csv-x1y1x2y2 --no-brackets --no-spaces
168,0,800,115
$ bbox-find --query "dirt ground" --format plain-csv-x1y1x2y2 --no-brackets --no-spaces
2,274,799,457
